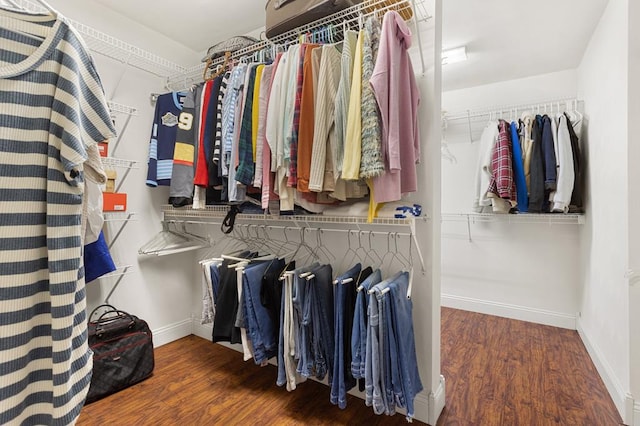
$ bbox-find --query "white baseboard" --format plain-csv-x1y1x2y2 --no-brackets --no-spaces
442,294,577,330
151,318,193,348
192,320,213,341
577,318,631,424
428,375,446,425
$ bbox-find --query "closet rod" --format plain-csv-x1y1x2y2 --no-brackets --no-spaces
166,219,412,237
443,98,583,122
165,220,426,273
166,0,429,90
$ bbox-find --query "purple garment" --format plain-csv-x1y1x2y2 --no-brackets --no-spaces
370,11,421,204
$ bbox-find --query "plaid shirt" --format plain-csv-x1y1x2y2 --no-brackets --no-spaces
235,65,259,185
488,120,517,201
287,44,307,187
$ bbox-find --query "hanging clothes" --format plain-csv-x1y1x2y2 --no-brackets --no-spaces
510,121,528,212
351,269,382,389
262,53,283,209
541,115,558,212
236,64,260,186
528,115,546,213
213,72,230,172
169,89,197,207
551,114,576,213
371,10,421,204
334,30,359,183
146,91,185,187
255,63,275,189
520,114,534,195
297,44,321,193
83,144,116,282
472,121,498,213
287,45,307,187
487,120,517,213
565,112,583,210
360,17,384,179
331,264,373,409
0,8,116,424
309,44,342,193
342,30,365,181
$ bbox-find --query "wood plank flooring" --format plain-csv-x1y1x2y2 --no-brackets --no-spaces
77,308,623,425
438,308,622,425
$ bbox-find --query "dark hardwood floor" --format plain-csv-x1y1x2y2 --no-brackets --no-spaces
77,308,623,425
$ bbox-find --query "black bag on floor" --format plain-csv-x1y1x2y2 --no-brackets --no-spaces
86,304,155,403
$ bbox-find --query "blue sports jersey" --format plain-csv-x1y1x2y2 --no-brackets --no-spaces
146,92,186,186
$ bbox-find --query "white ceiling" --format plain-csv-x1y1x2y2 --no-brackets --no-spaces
442,0,609,91
87,0,609,92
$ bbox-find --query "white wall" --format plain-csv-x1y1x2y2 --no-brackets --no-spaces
629,0,640,421
576,0,631,420
441,69,582,328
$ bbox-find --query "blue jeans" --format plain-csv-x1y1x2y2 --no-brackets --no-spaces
209,262,221,303
351,269,381,380
243,260,283,364
294,268,313,377
388,272,423,420
309,264,334,381
330,263,361,409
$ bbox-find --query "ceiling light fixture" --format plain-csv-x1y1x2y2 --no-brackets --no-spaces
442,46,467,65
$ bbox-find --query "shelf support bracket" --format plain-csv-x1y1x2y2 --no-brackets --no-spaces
410,217,427,274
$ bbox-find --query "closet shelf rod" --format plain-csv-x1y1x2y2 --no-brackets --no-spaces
443,98,583,122
166,219,414,238
166,0,429,90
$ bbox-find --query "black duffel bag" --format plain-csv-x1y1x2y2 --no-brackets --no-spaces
86,304,154,404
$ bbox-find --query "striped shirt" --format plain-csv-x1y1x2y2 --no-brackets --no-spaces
0,8,116,425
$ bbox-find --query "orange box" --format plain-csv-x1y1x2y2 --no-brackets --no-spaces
97,142,108,157
103,192,127,211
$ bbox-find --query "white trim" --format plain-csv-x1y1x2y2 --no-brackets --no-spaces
192,320,213,341
151,318,193,348
634,401,640,426
428,375,446,425
577,318,630,424
442,294,577,329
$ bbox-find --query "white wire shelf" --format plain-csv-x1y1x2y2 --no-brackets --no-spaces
101,157,139,169
103,212,137,222
441,212,586,225
94,264,134,280
107,101,138,116
161,205,423,226
166,0,429,91
443,98,583,123
13,0,187,78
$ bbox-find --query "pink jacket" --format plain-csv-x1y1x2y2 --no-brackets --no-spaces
370,11,421,204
